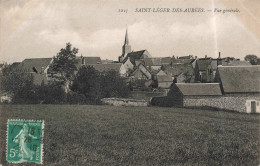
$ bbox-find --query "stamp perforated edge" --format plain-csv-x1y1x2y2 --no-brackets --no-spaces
6,119,45,164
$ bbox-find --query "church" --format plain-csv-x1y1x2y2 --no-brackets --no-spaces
118,29,152,64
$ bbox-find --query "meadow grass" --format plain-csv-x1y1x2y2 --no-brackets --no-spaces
0,105,259,165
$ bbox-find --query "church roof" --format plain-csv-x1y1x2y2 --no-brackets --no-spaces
122,50,146,65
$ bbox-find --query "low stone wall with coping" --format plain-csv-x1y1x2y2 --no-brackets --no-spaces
101,98,148,107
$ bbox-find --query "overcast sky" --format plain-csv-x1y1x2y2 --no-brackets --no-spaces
0,0,259,63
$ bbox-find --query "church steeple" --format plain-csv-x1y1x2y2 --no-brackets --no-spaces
124,29,129,45
119,28,131,62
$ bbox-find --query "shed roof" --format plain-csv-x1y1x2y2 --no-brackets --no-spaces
175,83,222,96
217,66,260,93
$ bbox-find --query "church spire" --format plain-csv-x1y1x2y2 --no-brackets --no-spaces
119,28,131,62
124,29,129,45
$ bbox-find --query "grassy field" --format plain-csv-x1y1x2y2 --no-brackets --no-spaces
0,105,259,166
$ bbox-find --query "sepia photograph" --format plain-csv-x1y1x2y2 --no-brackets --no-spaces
0,0,259,165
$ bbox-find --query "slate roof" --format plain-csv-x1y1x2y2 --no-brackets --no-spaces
88,64,122,73
217,66,260,93
122,50,146,64
84,57,101,64
176,83,222,96
163,63,193,77
157,75,173,82
17,58,52,73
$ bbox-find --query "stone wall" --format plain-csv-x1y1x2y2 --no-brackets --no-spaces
183,95,260,112
101,98,148,107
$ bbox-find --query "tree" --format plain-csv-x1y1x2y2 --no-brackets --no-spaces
49,43,78,83
0,65,38,103
244,55,258,65
100,70,130,98
71,66,102,104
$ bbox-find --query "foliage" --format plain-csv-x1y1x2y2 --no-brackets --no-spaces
71,66,130,104
1,65,34,94
244,54,258,65
71,66,102,104
0,65,38,103
129,79,152,91
100,70,130,98
38,81,67,104
49,43,78,83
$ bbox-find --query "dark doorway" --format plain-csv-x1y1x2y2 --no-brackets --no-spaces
251,101,256,113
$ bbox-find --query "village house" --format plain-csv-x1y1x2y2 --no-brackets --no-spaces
130,63,152,80
155,65,260,113
17,58,53,85
163,63,194,83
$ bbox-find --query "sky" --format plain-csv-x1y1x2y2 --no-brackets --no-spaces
0,0,259,63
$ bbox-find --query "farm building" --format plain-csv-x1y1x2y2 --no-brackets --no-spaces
167,83,222,107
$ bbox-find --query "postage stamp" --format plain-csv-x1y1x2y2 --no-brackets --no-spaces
6,119,44,164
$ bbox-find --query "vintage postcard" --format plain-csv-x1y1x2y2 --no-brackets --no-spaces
0,0,259,165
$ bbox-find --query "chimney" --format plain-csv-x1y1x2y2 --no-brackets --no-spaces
195,56,197,59
217,53,222,66
205,55,207,58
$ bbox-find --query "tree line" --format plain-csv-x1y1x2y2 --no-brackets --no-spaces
0,43,130,104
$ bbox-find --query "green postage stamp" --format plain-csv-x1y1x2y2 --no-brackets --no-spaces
6,119,44,164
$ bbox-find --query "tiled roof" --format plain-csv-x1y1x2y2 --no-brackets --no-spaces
163,63,193,77
17,58,52,73
221,60,251,66
176,83,222,96
9,62,21,71
217,66,260,93
83,57,101,64
87,64,122,73
157,75,173,82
